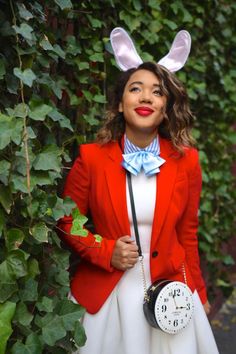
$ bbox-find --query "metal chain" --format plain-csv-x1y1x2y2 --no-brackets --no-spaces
182,263,188,285
139,256,149,302
140,261,188,303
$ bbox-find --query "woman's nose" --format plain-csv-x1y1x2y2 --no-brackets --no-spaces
139,91,152,103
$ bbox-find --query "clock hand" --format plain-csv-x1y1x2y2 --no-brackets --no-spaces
172,294,178,309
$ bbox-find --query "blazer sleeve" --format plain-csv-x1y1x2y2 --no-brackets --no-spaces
176,149,208,304
57,145,116,272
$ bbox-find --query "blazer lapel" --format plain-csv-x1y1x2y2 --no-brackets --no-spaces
104,142,131,236
103,137,179,241
151,138,179,244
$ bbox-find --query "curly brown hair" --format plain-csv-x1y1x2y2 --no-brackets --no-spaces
96,62,195,154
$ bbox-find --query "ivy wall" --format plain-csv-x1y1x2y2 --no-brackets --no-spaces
0,0,235,352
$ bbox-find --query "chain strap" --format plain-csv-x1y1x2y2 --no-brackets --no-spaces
126,171,188,302
138,255,149,301
181,263,188,284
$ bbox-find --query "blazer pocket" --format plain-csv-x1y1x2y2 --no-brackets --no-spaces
170,248,185,273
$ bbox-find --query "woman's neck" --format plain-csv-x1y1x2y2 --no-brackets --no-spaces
125,129,158,148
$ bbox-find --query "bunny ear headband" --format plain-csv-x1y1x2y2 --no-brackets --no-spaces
110,27,191,72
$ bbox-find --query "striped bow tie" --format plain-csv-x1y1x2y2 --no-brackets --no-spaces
122,150,165,176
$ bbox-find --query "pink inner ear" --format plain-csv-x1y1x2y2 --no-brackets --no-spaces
110,27,143,71
157,31,191,72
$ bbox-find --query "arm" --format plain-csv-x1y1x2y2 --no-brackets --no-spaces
57,145,116,272
176,149,208,305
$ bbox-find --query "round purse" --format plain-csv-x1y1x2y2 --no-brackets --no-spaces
143,279,194,334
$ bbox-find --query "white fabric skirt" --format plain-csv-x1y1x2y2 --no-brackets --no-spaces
72,252,219,354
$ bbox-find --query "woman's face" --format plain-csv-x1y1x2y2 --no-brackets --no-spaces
119,69,167,138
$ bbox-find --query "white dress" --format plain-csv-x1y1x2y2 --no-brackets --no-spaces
73,172,219,354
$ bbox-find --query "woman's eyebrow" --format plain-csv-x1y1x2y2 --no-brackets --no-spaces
128,81,161,88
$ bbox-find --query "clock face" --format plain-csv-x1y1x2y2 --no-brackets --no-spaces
154,281,194,334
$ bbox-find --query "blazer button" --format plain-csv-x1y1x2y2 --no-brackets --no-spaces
152,251,158,258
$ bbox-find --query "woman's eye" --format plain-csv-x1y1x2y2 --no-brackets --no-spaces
153,90,163,96
129,87,140,92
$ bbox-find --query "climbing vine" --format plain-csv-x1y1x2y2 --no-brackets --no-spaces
0,0,235,352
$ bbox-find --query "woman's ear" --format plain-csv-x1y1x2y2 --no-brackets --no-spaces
118,102,123,112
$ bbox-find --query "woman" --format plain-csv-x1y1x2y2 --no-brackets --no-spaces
58,61,219,354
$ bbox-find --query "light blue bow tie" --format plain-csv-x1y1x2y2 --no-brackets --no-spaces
122,150,165,176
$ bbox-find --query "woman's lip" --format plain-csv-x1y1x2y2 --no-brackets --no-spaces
135,107,154,116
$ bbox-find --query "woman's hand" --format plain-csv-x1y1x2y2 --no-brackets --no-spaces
111,236,139,271
203,300,211,315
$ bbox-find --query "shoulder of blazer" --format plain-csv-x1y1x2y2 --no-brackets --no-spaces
78,140,122,165
181,146,200,169
160,137,200,168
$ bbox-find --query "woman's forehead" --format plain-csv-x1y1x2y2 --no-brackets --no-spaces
126,69,160,86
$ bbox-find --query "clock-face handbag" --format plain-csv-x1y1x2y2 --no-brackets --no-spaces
127,172,194,335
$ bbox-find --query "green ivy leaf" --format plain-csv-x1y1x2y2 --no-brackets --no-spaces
71,208,88,237
222,254,235,266
27,258,40,279
5,228,25,251
11,174,32,194
50,196,72,220
162,19,178,30
48,109,73,131
0,160,11,185
14,68,36,87
29,103,53,121
63,196,77,216
0,185,12,214
42,315,66,346
6,250,28,279
0,58,6,80
89,52,104,62
0,114,13,149
0,260,16,287
87,15,103,28
0,282,18,302
33,145,62,172
66,35,81,55
12,23,33,40
216,279,231,287
55,299,85,331
17,3,34,21
0,208,5,237
53,44,66,59
11,342,30,354
11,118,24,146
82,114,99,126
132,0,142,11
40,38,54,51
74,320,87,347
82,90,93,102
54,0,73,10
14,302,33,326
25,333,43,354
77,62,89,70
19,278,38,302
0,302,16,354
31,222,50,243
55,269,69,286
93,94,106,104
36,296,54,312
30,171,53,187
94,234,102,243
13,103,29,118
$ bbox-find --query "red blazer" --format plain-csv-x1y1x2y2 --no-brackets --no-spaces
58,137,207,314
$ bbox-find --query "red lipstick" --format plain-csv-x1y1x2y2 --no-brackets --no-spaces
135,106,154,116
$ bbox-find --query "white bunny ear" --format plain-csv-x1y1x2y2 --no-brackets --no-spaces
157,30,191,72
110,27,143,71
